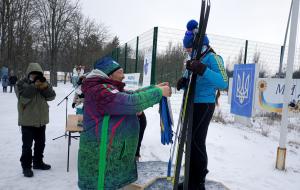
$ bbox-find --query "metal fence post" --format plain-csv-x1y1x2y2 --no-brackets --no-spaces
279,46,284,76
279,0,293,77
124,43,128,73
151,27,158,85
135,37,139,73
244,40,248,64
116,47,119,62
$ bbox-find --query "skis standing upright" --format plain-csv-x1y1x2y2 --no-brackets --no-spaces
173,1,211,190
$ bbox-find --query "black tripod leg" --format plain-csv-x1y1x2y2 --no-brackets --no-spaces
52,134,67,140
67,131,71,172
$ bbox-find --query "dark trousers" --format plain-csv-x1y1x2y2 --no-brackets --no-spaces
188,103,215,190
135,112,147,157
9,85,15,93
3,87,7,92
20,126,46,169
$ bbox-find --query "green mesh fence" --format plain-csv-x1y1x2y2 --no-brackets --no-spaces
111,26,300,86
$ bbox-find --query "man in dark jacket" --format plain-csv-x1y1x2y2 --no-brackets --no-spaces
15,63,56,177
9,70,18,93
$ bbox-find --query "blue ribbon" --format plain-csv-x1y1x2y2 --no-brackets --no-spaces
159,97,173,145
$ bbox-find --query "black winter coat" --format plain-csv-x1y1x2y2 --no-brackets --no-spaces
9,76,18,85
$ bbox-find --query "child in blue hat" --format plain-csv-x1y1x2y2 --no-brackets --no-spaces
177,20,228,190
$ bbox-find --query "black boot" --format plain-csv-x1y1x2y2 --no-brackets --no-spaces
177,182,183,190
198,183,206,190
23,168,34,177
178,182,205,190
33,162,51,170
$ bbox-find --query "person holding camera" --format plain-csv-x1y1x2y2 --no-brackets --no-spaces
15,63,56,177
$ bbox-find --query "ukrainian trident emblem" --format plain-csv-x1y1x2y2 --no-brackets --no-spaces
236,72,250,104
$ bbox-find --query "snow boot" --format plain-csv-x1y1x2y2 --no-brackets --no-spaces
23,168,34,177
178,182,183,190
177,182,206,190
33,162,51,170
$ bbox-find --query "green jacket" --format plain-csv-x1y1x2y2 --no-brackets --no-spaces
15,63,56,127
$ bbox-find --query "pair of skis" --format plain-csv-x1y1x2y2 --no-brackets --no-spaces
172,0,211,189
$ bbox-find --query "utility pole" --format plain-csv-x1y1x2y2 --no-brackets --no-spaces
276,0,299,170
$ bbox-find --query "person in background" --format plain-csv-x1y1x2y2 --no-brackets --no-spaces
176,20,228,190
2,75,9,92
135,112,147,161
72,65,79,87
80,65,85,76
72,75,86,115
15,63,56,177
78,56,171,190
9,70,18,93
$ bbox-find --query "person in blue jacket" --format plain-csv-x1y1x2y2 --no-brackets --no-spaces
2,75,9,92
176,20,228,190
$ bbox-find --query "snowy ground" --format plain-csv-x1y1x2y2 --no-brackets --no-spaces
0,83,299,190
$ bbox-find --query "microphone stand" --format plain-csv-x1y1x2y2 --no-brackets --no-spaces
53,87,82,172
52,88,76,140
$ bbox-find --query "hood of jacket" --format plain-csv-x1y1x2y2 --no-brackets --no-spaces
26,63,43,76
82,69,125,93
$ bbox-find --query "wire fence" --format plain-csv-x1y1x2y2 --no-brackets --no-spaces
111,26,300,86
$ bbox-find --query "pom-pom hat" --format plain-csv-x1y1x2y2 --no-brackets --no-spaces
183,19,209,48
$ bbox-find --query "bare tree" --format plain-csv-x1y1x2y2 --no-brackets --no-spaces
237,48,243,64
14,0,35,74
0,0,35,75
34,0,79,86
0,0,10,68
252,49,261,64
81,18,108,67
156,42,186,86
0,0,112,82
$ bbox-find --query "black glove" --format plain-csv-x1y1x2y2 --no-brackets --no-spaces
77,78,83,85
289,101,296,108
77,76,85,85
78,93,84,98
176,77,188,91
72,103,76,108
34,75,47,83
186,60,207,76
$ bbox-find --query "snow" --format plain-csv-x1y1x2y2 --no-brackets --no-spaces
0,83,300,190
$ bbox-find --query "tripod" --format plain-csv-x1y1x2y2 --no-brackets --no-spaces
53,88,76,140
53,87,80,172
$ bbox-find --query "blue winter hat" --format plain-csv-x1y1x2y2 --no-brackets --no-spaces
186,19,198,31
94,56,121,76
183,19,209,48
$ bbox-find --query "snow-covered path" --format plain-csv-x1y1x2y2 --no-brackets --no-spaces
0,83,299,190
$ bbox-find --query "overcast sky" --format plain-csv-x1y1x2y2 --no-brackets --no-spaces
81,0,292,45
